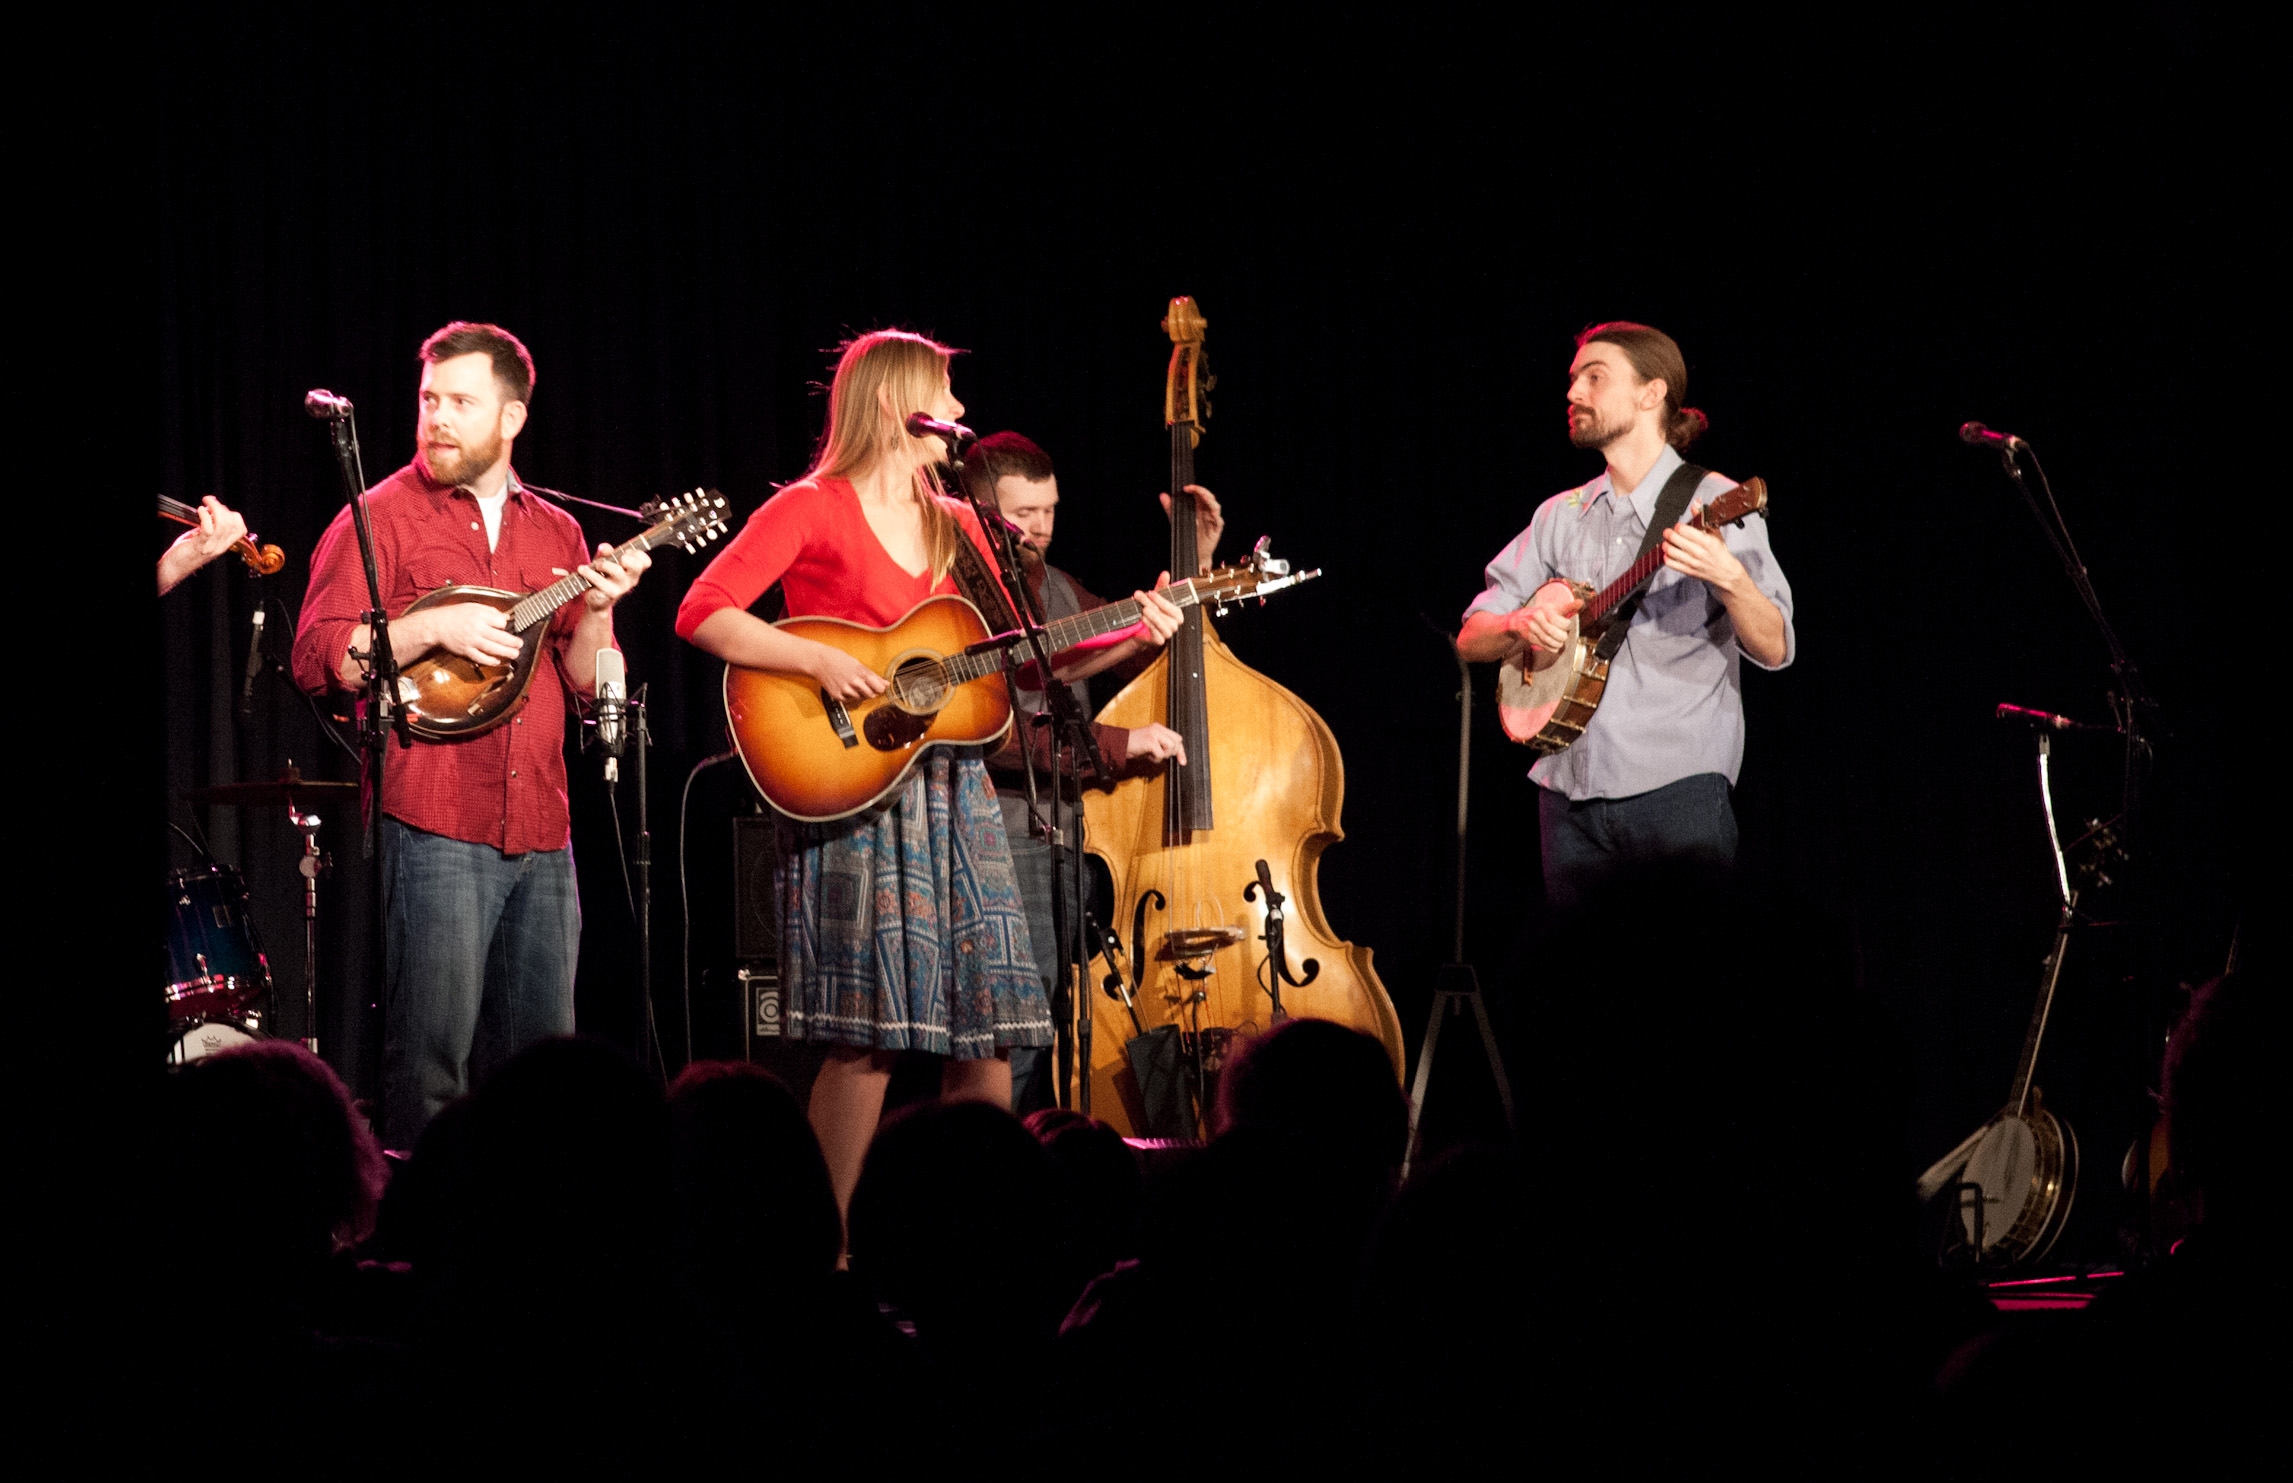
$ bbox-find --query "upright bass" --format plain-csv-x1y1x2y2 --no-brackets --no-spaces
1078,297,1402,1134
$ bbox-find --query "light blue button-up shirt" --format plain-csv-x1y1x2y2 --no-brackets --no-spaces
1463,444,1795,801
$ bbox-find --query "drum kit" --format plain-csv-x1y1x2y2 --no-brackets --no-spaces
166,764,355,1064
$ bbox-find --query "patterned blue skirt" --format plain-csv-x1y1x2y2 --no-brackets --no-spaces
774,750,1051,1057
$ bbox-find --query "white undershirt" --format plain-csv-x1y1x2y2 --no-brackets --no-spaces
475,488,509,551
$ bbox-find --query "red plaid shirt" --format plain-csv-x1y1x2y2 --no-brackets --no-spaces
292,461,599,854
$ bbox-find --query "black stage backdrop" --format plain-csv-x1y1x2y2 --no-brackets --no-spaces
154,6,2256,1251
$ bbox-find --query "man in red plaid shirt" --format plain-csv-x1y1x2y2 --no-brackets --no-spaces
293,323,650,1148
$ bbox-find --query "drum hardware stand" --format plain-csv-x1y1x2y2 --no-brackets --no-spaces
290,801,330,1052
1403,626,1516,1183
309,389,408,1126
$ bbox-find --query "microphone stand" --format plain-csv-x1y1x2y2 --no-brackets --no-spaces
946,443,1104,1115
633,684,658,1072
1401,622,1516,1181
1991,442,2157,825
1984,436,2161,1256
317,404,410,1127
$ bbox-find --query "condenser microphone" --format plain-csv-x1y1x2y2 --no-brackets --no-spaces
904,412,977,447
239,606,267,715
1959,421,2027,452
304,389,354,420
594,648,628,783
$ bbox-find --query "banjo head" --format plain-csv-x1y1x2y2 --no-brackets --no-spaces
1496,614,1584,745
1958,1109,2076,1263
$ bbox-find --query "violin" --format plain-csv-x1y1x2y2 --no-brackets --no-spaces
158,494,285,575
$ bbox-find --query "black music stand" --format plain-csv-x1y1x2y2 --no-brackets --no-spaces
1403,629,1516,1181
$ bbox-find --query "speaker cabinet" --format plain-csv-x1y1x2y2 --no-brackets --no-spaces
732,815,778,962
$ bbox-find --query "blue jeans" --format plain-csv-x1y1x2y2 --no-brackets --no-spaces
381,818,579,1148
1005,834,1068,1115
1538,773,1738,910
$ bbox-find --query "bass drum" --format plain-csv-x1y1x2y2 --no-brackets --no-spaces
168,1017,265,1065
166,865,272,1022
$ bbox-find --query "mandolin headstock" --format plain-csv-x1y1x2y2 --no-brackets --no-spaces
1163,296,1213,445
638,488,732,554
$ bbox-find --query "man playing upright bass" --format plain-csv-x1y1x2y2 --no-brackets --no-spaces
1457,322,1794,906
961,430,1220,1112
292,322,650,1148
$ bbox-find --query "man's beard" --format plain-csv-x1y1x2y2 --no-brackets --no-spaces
1568,408,1626,450
422,430,502,488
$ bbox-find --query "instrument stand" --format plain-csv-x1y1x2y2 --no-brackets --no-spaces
317,404,409,1122
947,445,1104,1116
1403,632,1517,1182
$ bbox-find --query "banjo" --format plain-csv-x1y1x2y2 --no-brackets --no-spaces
1496,477,1770,752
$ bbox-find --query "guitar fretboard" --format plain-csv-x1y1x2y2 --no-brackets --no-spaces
887,579,1207,707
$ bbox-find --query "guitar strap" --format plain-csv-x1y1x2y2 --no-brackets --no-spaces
1591,460,1707,662
950,528,1024,632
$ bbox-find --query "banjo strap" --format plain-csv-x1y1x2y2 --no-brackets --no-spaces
1591,460,1707,662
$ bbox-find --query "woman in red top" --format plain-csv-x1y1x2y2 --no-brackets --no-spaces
677,330,1179,1217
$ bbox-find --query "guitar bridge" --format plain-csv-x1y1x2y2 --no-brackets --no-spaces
820,690,860,749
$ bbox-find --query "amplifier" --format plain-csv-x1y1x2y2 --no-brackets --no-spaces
739,964,783,1057
733,814,782,1059
732,815,779,962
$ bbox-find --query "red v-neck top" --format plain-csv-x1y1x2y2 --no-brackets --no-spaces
675,475,999,636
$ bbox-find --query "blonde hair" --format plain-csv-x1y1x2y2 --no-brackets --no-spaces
811,329,964,581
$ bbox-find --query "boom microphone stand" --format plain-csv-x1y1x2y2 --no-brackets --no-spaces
307,389,410,1127
938,427,1106,1115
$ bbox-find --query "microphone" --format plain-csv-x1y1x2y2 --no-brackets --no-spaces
1996,703,2111,734
904,412,977,447
239,606,267,715
594,647,628,783
305,389,353,420
1959,421,2027,452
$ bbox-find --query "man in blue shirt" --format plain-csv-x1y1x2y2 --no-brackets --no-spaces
1458,322,1794,905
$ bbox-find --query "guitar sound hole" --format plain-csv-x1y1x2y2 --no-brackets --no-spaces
888,657,947,712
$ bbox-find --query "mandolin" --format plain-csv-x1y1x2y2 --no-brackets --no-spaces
158,494,286,575
1496,477,1770,753
391,490,728,741
722,546,1317,822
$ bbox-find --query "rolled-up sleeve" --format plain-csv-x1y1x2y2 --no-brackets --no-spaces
1723,510,1795,671
291,506,373,698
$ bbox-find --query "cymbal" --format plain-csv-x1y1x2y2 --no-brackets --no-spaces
184,764,357,807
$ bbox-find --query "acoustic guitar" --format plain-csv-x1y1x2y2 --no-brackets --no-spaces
723,542,1318,822
392,490,728,741
1496,477,1770,752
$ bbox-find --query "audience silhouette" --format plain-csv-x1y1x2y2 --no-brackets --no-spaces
149,907,2273,1466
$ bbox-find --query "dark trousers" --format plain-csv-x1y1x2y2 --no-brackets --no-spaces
1538,772,1738,910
